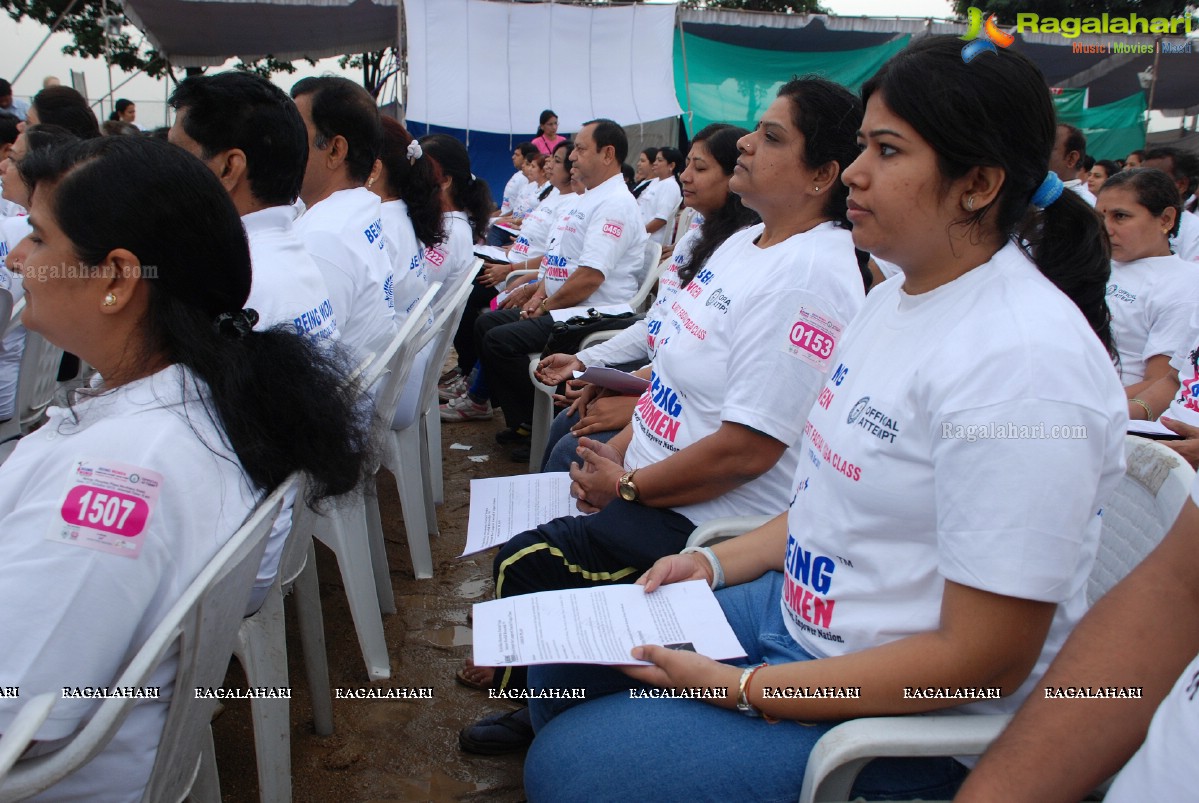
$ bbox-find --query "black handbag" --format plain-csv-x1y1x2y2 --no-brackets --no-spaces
540,308,643,358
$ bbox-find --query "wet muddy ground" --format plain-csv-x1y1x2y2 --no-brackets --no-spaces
211,407,529,802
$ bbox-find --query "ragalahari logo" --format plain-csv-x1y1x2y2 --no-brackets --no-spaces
960,7,1015,63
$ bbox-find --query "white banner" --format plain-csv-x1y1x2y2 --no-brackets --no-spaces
404,0,682,133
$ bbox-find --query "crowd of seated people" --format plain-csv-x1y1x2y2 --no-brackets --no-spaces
6,31,1199,800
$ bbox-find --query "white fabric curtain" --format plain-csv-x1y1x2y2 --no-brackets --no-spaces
404,0,682,134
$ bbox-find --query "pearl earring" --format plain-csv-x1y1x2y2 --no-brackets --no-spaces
103,292,117,306
966,196,976,212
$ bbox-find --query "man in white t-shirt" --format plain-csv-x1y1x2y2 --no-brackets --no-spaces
168,71,342,612
957,471,1199,802
1143,147,1199,263
474,118,647,454
1049,123,1097,206
290,77,397,368
500,142,537,217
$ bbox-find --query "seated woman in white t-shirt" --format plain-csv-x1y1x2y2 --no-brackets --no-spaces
0,136,369,801
630,147,658,200
533,124,761,474
371,116,446,325
1096,168,1199,403
641,146,683,245
390,133,493,429
521,37,1127,801
0,124,79,422
457,78,867,755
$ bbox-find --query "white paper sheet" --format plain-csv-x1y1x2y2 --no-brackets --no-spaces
572,366,650,395
549,304,634,323
460,473,579,557
495,221,521,235
472,580,748,666
1128,419,1184,439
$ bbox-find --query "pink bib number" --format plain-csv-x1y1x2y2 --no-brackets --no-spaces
47,459,163,558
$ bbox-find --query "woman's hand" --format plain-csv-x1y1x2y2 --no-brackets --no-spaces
621,644,737,704
637,552,714,593
536,353,585,386
1160,417,1199,468
477,262,514,288
568,437,625,513
571,395,637,437
521,289,548,319
500,282,536,310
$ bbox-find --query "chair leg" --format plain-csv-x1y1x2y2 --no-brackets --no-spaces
233,589,292,803
394,425,434,579
364,474,397,615
293,543,333,736
419,413,440,537
189,726,221,802
312,505,392,680
529,388,552,473
425,409,445,505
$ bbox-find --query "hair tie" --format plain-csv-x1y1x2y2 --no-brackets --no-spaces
406,140,423,164
214,308,259,339
1031,172,1064,210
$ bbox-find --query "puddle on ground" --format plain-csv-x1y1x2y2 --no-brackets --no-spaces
413,625,473,648
454,577,490,599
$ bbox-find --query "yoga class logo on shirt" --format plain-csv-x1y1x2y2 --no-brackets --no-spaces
851,398,900,444
847,397,869,425
804,420,863,482
705,288,732,314
960,7,1014,63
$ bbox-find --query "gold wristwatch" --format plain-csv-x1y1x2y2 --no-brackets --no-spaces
617,469,640,502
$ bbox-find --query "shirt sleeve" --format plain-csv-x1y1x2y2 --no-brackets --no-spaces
650,181,682,223
1144,293,1199,366
576,321,651,368
577,197,638,279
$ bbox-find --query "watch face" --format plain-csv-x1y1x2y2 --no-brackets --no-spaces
618,483,636,502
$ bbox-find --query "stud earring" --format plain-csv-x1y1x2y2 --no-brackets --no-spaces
103,292,117,306
813,185,820,192
966,196,976,212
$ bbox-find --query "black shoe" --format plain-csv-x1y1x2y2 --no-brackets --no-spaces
458,707,533,755
510,444,531,463
495,425,531,445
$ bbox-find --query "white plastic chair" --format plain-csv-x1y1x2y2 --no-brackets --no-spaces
2,296,21,338
379,260,479,579
231,475,334,803
0,694,55,780
0,330,64,444
298,285,438,681
0,478,291,802
685,436,1194,803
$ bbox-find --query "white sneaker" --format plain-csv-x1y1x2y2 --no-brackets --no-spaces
440,393,493,421
439,374,469,402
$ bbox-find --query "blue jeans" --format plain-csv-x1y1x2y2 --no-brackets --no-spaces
524,573,968,802
540,407,619,472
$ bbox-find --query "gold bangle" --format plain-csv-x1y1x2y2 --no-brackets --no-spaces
1130,398,1154,421
538,299,550,314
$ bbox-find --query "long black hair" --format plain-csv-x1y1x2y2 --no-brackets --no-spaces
419,133,493,241
19,136,371,503
30,86,100,139
677,124,759,287
861,36,1114,357
379,116,445,248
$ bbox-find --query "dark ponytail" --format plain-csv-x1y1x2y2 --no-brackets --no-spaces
20,136,372,503
861,36,1114,357
379,116,446,248
677,124,759,287
419,133,494,241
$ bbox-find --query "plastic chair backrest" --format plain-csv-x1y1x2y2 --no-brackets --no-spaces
0,331,65,443
0,289,12,336
0,477,291,802
1088,435,1195,605
628,243,666,313
367,284,440,430
413,260,480,411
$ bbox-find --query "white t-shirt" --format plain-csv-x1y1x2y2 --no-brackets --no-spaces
510,188,568,263
512,181,549,221
0,365,257,802
636,177,664,219
294,187,397,366
1105,477,1199,801
243,206,339,342
0,216,30,422
623,222,865,524
1107,255,1199,385
419,211,476,307
540,173,647,306
1172,209,1199,264
576,223,703,369
643,178,682,246
1064,178,1097,207
379,199,434,326
500,171,530,216
779,241,1127,718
